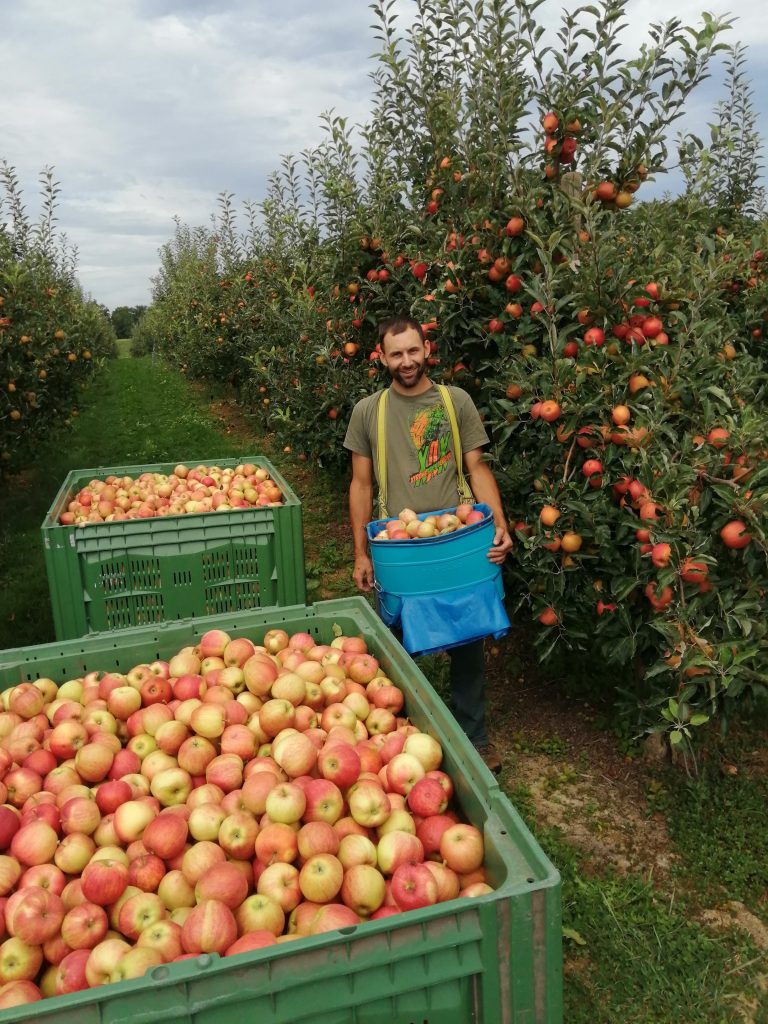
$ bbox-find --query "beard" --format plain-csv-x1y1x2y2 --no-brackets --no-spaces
389,362,427,389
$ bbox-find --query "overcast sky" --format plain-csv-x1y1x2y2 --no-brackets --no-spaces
2,0,766,311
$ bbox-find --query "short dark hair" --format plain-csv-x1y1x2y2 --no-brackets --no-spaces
377,316,425,349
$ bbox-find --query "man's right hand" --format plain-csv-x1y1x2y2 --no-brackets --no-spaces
353,554,375,593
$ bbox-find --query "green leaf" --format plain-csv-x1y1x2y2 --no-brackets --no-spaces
562,926,587,946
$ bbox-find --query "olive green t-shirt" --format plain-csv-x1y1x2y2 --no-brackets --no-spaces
343,383,489,518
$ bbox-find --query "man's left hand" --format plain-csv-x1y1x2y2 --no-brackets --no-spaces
487,525,513,564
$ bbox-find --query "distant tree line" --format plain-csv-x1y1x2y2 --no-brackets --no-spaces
110,305,147,338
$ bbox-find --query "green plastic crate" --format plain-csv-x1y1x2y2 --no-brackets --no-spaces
41,456,306,640
0,596,562,1024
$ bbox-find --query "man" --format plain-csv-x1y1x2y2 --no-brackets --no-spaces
343,315,513,773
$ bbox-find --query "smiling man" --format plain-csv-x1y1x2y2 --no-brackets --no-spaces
343,315,513,772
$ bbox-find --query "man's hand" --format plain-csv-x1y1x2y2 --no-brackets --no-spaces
353,554,375,592
487,525,514,564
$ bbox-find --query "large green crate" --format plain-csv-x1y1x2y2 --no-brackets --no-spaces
41,456,306,640
0,597,562,1024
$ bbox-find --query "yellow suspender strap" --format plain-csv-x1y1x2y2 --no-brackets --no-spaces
376,386,474,519
376,390,389,520
437,385,474,502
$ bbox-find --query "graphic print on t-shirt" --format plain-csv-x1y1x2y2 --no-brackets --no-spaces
409,404,453,487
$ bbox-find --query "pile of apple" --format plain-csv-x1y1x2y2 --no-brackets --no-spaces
57,463,284,526
372,502,487,541
0,627,493,1010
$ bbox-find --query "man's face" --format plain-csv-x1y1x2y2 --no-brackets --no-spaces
380,327,429,389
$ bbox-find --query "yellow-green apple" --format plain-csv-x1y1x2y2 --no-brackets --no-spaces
391,862,439,911
113,799,157,844
6,887,65,944
118,891,167,940
376,830,424,875
320,704,358,733
342,692,370,722
190,703,226,740
256,862,301,913
157,870,195,911
173,698,202,728
347,780,390,829
181,840,226,886
337,833,377,870
84,936,131,986
386,752,426,796
109,944,164,982
60,902,108,949
54,831,96,875
265,782,306,825
168,647,201,679
263,629,289,654
188,803,227,842
377,809,416,837
0,934,43,983
181,898,237,955
298,853,343,903
82,707,118,736
218,811,258,860
195,862,249,909
235,893,285,937
365,708,396,735
439,823,484,874
107,686,142,721
302,779,344,825
259,699,296,738
272,731,317,778
461,882,494,897
341,862,386,917
403,733,443,772
136,918,183,961
319,677,347,705
271,673,307,706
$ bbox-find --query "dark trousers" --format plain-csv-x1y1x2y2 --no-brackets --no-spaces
447,639,488,748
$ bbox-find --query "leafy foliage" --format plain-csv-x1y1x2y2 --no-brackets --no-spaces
138,0,768,739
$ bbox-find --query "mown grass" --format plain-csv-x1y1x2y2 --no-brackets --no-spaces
1,355,766,1020
0,356,243,648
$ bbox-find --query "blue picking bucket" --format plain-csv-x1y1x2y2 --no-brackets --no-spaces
366,504,510,655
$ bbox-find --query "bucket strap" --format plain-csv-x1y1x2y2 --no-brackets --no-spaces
437,384,474,504
375,384,473,519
